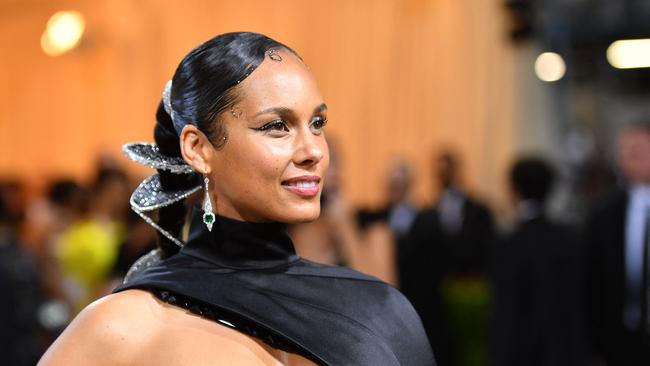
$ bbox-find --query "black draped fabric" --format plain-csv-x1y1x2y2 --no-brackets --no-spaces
114,209,435,366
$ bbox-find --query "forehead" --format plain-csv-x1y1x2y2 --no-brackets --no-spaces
235,50,323,111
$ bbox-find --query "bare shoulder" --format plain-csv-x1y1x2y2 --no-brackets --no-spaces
39,289,280,366
38,289,162,365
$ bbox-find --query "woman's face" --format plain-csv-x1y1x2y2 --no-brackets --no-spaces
205,50,329,223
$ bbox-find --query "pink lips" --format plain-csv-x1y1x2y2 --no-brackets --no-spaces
281,175,321,198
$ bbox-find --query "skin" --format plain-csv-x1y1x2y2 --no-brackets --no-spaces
387,160,411,205
436,152,459,190
180,49,329,223
618,127,650,185
39,49,326,366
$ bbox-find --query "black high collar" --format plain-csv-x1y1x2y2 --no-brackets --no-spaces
181,208,299,270
117,207,436,365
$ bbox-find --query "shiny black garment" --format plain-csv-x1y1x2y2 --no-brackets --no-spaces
115,210,435,366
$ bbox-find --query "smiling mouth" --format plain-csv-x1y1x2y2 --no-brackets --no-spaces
281,176,321,197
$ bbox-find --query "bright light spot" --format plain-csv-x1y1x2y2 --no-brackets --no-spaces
41,11,85,56
534,52,566,82
607,38,650,69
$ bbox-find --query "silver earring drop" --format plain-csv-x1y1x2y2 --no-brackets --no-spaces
203,177,216,231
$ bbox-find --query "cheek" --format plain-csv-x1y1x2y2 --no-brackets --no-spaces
250,142,292,183
219,138,293,195
321,150,331,177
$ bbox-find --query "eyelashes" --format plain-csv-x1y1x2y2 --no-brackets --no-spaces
254,117,328,134
310,117,328,130
255,120,289,132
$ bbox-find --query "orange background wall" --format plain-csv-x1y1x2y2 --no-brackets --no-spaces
0,0,515,208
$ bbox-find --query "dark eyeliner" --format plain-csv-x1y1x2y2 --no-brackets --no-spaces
254,120,288,131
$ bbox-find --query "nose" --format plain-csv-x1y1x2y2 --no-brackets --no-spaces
293,127,325,168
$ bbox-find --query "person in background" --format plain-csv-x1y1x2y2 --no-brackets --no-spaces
110,209,158,280
40,180,89,336
489,157,587,366
56,167,129,311
385,159,418,238
585,122,650,365
0,180,47,366
358,158,418,240
435,151,494,276
41,180,88,301
403,150,495,366
355,158,418,288
47,180,88,231
435,151,494,366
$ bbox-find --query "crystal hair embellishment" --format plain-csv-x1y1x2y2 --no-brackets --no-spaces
130,174,201,247
162,80,185,135
123,248,162,284
267,49,282,61
162,80,174,116
130,174,200,212
122,142,194,175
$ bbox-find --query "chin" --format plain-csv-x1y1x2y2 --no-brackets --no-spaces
281,203,321,224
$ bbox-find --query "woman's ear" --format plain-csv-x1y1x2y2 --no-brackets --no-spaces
180,125,213,175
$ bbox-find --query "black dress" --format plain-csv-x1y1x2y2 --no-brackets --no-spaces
114,210,435,366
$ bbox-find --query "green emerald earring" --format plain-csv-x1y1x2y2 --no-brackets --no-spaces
203,177,215,231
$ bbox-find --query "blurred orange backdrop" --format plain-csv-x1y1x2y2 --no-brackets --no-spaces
0,0,515,208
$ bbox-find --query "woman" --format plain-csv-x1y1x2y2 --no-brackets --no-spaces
39,32,435,366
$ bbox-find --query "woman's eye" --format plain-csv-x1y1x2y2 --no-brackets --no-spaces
257,120,289,132
310,118,328,131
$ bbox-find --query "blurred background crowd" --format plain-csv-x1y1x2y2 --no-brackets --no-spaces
2,0,650,365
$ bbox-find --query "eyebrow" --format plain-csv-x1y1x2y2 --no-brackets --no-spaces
254,103,328,118
314,103,328,114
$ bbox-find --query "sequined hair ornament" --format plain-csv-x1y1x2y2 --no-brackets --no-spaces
121,81,201,248
163,80,186,135
120,161,200,284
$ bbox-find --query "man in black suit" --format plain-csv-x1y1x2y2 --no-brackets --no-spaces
585,123,650,365
434,152,494,276
400,151,494,366
489,157,587,366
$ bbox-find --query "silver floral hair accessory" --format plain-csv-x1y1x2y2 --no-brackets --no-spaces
129,174,201,247
122,139,200,247
162,80,185,135
130,174,200,212
123,248,162,284
122,142,194,174
120,80,204,280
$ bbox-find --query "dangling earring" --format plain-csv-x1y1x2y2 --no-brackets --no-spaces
202,177,216,231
